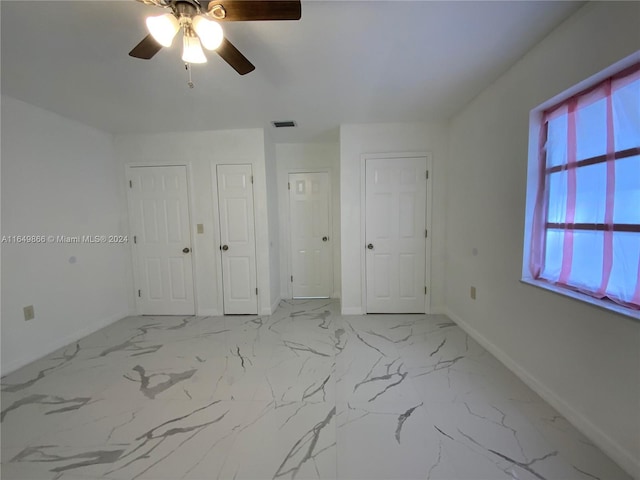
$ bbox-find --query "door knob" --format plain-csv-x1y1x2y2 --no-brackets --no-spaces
322,236,329,242
222,245,229,251
367,243,374,250
183,247,190,254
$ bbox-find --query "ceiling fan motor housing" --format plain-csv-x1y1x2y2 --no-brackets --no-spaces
174,1,199,19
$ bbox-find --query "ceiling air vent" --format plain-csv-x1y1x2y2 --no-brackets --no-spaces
272,121,297,128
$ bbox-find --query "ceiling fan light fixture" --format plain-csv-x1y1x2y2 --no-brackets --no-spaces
182,33,207,64
192,15,224,51
146,13,180,47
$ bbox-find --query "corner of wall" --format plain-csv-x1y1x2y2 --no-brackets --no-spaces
270,296,281,315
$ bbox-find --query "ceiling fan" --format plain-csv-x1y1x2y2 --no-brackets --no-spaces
129,0,302,75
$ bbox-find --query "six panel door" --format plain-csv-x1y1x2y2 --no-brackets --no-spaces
217,164,258,314
127,165,195,315
289,172,333,298
365,157,427,313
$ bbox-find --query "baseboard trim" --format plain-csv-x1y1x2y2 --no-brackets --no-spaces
1,311,128,377
341,306,363,315
443,307,640,479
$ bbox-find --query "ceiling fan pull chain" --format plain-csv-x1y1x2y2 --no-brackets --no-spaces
185,62,195,89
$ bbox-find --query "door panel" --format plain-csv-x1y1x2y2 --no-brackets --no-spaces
229,257,252,300
289,172,333,298
399,254,416,298
128,165,195,315
217,164,258,314
225,199,250,242
169,258,187,300
145,258,163,299
365,157,426,313
374,254,391,298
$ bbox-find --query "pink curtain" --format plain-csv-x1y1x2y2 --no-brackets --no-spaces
530,62,640,309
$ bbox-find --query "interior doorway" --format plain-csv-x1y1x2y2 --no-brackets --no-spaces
127,165,195,315
216,164,259,314
363,154,431,313
288,172,333,298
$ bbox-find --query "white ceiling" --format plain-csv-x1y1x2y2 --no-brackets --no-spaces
1,0,583,143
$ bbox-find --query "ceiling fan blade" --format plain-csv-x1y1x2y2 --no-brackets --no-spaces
207,1,301,21
216,38,255,75
129,34,163,60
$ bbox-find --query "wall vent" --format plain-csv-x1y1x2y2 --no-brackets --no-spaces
272,120,297,128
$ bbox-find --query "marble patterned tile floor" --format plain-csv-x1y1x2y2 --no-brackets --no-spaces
0,300,631,480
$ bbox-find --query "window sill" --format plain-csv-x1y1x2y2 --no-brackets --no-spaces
520,277,640,322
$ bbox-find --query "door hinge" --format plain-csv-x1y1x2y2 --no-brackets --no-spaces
255,287,258,295
426,171,429,180
138,289,142,298
425,229,428,238
129,180,133,188
288,182,291,190
133,235,137,244
425,286,428,294
291,275,293,282
251,175,254,184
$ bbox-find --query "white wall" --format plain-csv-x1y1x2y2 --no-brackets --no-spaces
1,95,130,374
445,2,640,476
339,122,448,314
264,130,281,311
276,142,341,299
114,128,275,316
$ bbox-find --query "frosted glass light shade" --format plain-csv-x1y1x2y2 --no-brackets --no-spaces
192,15,223,50
182,34,207,64
146,14,179,47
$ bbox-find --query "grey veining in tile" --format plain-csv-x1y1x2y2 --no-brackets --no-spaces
1,300,631,480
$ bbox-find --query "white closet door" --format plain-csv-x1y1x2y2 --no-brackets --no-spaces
289,172,333,298
365,157,427,313
128,165,195,315
217,164,258,314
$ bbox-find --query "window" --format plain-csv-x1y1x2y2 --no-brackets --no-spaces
528,60,640,312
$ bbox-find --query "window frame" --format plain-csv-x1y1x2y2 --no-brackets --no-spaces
522,52,640,321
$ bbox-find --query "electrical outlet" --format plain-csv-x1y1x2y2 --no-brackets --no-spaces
470,286,476,300
24,305,35,321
